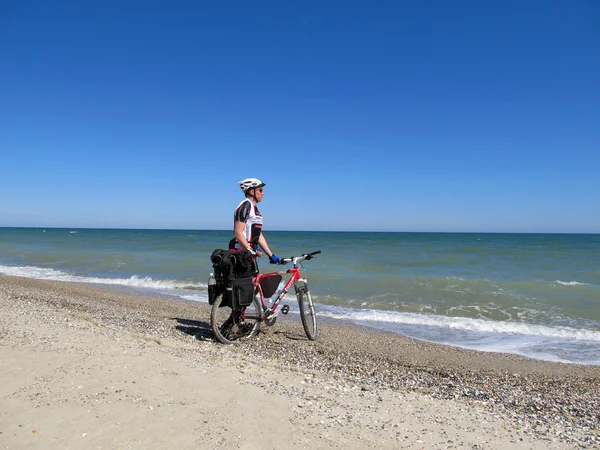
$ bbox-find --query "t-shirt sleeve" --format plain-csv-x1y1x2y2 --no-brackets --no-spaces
234,200,251,223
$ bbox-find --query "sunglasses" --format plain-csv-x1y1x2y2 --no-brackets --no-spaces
256,188,264,193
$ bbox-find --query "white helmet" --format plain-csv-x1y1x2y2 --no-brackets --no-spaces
238,178,266,192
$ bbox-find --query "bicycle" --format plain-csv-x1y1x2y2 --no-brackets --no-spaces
210,250,321,344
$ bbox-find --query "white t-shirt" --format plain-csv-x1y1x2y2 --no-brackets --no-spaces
231,198,263,249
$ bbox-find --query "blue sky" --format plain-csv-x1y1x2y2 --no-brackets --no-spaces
1,0,598,233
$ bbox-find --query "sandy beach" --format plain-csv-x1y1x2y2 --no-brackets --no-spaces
1,275,598,449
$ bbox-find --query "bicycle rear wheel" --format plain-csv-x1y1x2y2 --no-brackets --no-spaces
297,286,318,340
211,293,262,344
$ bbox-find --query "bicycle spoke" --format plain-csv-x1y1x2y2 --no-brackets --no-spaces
298,287,318,340
211,293,262,344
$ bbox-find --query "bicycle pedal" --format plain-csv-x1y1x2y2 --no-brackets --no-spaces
281,305,290,315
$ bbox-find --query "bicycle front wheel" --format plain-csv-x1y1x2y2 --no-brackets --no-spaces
211,293,262,344
297,286,318,341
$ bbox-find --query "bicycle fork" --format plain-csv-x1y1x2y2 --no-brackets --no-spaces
293,278,307,295
294,279,315,309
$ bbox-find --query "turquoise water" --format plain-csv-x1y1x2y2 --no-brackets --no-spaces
1,227,599,365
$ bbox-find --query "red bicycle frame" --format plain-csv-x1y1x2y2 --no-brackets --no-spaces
255,265,302,316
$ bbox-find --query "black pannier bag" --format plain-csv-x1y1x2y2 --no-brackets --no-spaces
209,249,257,307
210,248,256,279
225,276,254,308
259,273,282,298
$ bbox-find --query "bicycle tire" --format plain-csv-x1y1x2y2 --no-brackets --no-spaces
211,293,262,344
297,286,318,341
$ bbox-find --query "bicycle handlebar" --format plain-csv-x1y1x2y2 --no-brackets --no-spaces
271,250,321,265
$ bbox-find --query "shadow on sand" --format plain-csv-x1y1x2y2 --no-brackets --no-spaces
172,318,213,342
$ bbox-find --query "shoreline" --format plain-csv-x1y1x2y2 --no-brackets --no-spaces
22,275,600,367
1,274,598,448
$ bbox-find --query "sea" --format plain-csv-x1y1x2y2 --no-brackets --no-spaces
1,227,599,365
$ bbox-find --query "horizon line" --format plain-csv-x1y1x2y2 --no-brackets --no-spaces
1,226,599,235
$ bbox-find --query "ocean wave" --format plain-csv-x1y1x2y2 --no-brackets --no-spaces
0,265,206,290
554,280,588,286
318,308,600,342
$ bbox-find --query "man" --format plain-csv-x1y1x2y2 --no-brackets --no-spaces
229,178,280,265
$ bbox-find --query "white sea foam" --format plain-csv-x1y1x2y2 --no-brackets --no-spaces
0,265,206,290
318,307,600,342
180,293,209,302
555,280,588,286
